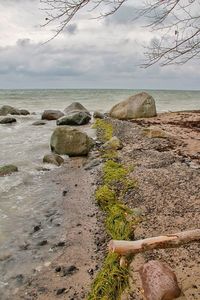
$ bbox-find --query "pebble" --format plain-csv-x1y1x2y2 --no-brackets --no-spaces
56,288,66,295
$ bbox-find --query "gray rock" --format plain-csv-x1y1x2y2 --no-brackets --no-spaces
43,154,64,166
0,117,17,124
0,165,18,176
50,126,93,156
64,102,90,116
84,159,102,170
42,110,64,120
20,109,30,115
57,111,91,126
93,111,105,119
0,105,21,116
109,92,157,119
32,120,46,126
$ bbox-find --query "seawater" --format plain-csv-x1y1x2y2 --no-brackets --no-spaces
0,89,199,295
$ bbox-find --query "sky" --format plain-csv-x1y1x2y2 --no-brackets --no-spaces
0,0,199,90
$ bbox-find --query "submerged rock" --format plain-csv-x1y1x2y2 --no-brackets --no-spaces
0,165,18,176
109,92,157,120
0,117,17,124
43,154,64,166
42,110,64,120
50,126,93,156
32,120,46,126
57,111,91,126
0,105,21,116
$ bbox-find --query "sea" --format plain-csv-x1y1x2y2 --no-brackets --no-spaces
0,89,199,294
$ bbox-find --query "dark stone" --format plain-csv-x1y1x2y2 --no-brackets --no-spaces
0,105,21,116
37,240,48,246
56,288,66,295
20,109,30,115
33,224,41,232
0,117,17,124
57,111,91,126
55,266,62,272
61,265,79,277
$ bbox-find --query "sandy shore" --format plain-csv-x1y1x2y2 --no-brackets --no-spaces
9,110,200,300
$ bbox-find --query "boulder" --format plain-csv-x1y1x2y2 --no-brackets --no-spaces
109,92,157,120
32,120,46,126
139,260,181,300
93,111,105,119
42,110,64,121
57,111,91,126
102,136,123,150
43,154,64,166
0,117,17,124
50,126,93,156
143,126,169,138
20,109,30,115
0,105,21,116
64,102,90,116
0,165,18,176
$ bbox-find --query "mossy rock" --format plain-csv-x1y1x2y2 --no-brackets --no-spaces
43,154,64,166
102,136,123,151
0,165,18,176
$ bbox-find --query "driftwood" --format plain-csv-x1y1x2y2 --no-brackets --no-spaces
109,229,200,255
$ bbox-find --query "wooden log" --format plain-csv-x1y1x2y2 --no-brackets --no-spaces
108,229,200,255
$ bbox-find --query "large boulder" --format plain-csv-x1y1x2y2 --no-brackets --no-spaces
42,110,64,120
64,102,90,116
50,127,93,156
109,92,157,120
57,112,91,126
0,105,21,116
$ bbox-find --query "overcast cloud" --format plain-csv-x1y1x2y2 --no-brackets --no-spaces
0,0,199,89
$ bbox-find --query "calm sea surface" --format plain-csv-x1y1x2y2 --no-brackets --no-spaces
0,89,199,292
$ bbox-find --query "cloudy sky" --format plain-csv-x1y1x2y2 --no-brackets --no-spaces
0,0,199,89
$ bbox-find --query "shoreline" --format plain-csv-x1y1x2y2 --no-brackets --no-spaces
0,110,200,299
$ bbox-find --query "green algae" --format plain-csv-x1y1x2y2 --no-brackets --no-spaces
88,119,140,300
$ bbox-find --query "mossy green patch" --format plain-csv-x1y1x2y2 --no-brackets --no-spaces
87,253,129,300
95,185,116,209
103,160,128,185
93,119,113,142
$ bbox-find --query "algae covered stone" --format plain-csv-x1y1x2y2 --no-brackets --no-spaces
0,165,18,176
50,126,93,156
57,111,91,126
109,92,157,120
0,117,17,124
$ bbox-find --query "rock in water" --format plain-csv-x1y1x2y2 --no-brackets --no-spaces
57,111,91,126
20,109,30,115
43,154,64,166
139,260,181,300
0,165,18,176
42,110,64,120
109,92,157,120
32,120,46,126
50,127,93,156
64,102,90,115
0,105,21,116
0,117,17,124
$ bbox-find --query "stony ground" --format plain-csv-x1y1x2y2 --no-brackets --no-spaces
111,111,200,299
